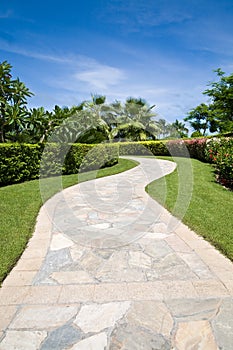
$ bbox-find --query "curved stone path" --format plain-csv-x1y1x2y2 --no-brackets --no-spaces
0,157,233,349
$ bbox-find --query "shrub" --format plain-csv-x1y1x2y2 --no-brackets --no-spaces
0,143,119,186
205,138,233,187
119,139,207,161
0,144,42,186
119,141,169,156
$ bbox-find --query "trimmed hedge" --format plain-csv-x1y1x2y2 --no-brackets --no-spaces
119,141,169,156
0,143,119,186
0,144,42,186
119,139,207,161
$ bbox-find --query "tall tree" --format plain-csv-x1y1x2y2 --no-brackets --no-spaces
170,119,189,138
111,98,158,141
0,61,33,142
184,103,215,136
203,68,233,132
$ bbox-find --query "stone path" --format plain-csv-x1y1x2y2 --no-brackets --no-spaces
1,157,233,349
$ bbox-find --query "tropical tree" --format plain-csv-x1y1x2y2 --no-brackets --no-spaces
155,119,171,139
0,61,33,142
111,98,158,141
170,119,189,138
75,95,111,143
203,68,233,133
184,103,215,136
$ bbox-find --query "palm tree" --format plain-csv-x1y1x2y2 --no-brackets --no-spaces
111,98,158,141
170,119,189,138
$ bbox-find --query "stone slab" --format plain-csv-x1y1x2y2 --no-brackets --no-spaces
10,305,79,330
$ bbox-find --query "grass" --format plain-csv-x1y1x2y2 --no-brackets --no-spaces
0,158,138,284
146,156,233,260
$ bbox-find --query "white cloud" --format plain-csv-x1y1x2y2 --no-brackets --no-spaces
75,63,126,90
0,43,74,63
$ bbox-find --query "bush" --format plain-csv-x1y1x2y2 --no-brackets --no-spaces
0,143,119,186
166,138,207,161
0,144,42,186
119,139,207,161
205,138,233,187
119,141,169,156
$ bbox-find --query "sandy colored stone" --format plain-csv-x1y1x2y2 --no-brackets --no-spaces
127,282,164,300
159,281,198,299
220,279,233,295
96,250,146,282
70,246,86,261
126,301,173,336
2,271,37,287
14,258,43,271
165,235,193,253
50,233,74,251
93,283,129,302
74,302,130,333
23,286,62,304
80,252,103,273
0,287,30,305
20,248,48,259
174,320,218,350
51,271,94,284
150,222,169,234
128,251,152,269
27,238,49,250
0,330,47,350
193,280,229,297
177,252,213,279
144,241,172,259
10,305,79,329
0,306,17,331
69,332,107,350
59,285,95,303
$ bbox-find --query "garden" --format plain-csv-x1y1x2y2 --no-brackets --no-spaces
0,60,233,285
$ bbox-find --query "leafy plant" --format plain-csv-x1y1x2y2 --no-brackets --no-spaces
205,137,233,188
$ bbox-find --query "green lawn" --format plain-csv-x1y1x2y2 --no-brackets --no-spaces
0,158,138,284
146,156,233,260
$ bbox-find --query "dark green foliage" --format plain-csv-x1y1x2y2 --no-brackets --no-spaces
0,143,41,185
119,141,169,156
205,137,233,187
0,143,119,186
118,139,206,161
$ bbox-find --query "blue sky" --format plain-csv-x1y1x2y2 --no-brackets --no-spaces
1,0,233,124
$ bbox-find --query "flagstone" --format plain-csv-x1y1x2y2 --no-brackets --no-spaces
10,305,79,329
40,324,81,350
69,332,108,350
174,320,218,350
0,330,47,350
166,298,221,321
74,302,130,333
126,301,173,336
50,233,74,251
128,251,152,269
51,270,94,284
110,323,171,350
212,298,233,349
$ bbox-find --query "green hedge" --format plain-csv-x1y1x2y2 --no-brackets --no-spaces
119,139,207,161
0,144,42,186
0,143,119,186
119,141,169,156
